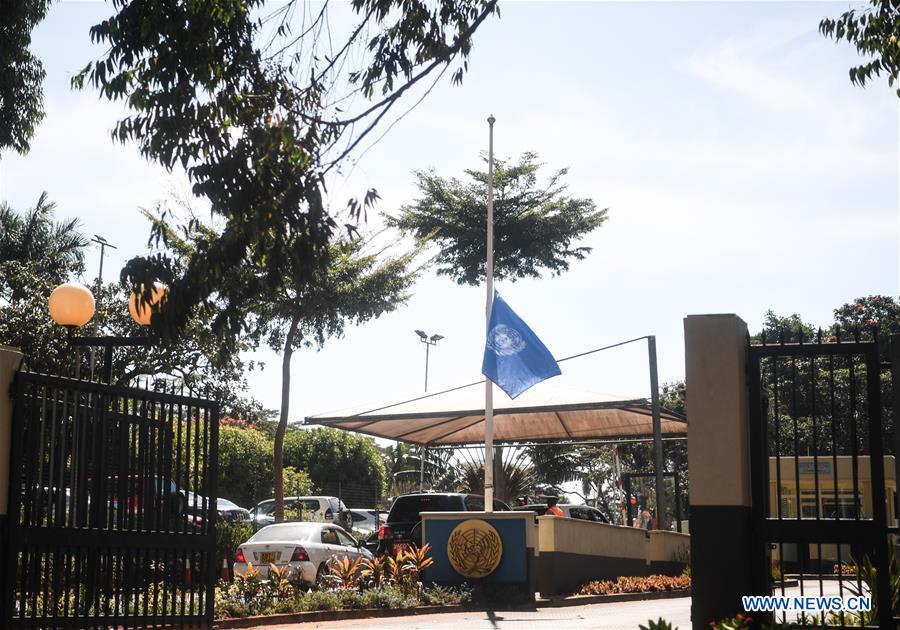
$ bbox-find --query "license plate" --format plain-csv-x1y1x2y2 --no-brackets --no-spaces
394,542,410,553
259,552,276,563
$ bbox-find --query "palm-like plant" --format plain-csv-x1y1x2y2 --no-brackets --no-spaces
0,193,88,301
401,543,434,580
385,549,408,586
359,555,388,588
454,446,538,505
326,555,362,590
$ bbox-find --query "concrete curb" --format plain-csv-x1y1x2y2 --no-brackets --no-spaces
214,604,466,628
539,589,691,607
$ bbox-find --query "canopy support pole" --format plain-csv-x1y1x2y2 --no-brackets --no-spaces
419,445,426,491
648,335,665,530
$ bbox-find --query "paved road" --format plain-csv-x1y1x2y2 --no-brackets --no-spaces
251,596,693,630
243,580,861,630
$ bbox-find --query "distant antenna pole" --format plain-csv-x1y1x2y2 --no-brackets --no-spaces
88,236,117,381
91,235,118,289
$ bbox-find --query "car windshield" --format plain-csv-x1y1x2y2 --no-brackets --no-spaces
218,498,241,510
250,524,317,542
389,495,462,522
256,501,275,516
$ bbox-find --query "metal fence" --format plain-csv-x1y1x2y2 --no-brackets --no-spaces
747,332,896,629
3,372,219,628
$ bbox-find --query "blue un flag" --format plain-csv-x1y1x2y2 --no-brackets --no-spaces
481,291,562,399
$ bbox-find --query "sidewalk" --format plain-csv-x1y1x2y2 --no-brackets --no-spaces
235,595,693,630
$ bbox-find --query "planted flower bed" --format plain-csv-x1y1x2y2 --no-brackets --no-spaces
578,575,691,596
214,543,472,620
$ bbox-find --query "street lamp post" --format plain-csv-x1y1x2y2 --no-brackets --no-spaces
414,330,443,392
413,330,443,490
48,281,165,384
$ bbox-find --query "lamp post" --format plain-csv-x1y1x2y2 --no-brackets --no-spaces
48,281,165,384
414,330,443,392
413,330,443,491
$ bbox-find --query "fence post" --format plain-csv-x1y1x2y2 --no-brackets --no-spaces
684,315,754,628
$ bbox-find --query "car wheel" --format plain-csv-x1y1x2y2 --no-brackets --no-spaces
315,563,328,589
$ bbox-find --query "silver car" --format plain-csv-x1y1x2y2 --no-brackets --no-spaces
233,522,373,585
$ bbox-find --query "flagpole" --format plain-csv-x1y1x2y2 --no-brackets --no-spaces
484,114,496,512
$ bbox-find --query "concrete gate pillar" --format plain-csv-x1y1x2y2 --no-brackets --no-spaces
684,315,756,628
0,347,23,523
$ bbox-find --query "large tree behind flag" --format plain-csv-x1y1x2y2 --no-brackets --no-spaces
482,291,561,399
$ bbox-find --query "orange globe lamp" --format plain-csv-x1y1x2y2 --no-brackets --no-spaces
128,283,168,326
48,283,96,328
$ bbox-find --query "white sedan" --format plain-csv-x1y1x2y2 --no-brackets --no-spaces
233,522,373,585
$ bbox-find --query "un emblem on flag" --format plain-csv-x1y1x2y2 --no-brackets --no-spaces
487,324,526,356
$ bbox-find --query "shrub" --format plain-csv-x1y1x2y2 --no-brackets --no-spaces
421,584,473,606
578,575,691,596
640,619,676,630
216,522,252,574
709,613,752,629
833,562,855,576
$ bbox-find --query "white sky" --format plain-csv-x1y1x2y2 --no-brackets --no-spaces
2,1,898,426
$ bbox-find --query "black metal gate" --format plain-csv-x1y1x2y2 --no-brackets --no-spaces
747,334,896,629
3,372,219,628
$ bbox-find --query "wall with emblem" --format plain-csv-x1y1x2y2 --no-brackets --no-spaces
421,511,536,591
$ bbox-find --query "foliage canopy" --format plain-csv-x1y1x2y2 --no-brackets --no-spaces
73,0,498,339
0,0,50,155
387,152,607,285
821,1,900,97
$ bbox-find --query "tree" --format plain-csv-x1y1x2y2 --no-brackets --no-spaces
283,428,386,505
386,152,607,285
256,233,416,522
0,198,267,420
749,296,898,461
217,424,275,507
821,1,900,97
454,446,537,505
74,0,499,340
0,0,51,155
0,192,88,301
0,194,90,374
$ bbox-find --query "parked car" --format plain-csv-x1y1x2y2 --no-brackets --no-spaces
250,496,350,531
185,492,251,526
347,508,388,536
233,522,373,585
377,492,510,554
104,475,186,527
513,503,610,523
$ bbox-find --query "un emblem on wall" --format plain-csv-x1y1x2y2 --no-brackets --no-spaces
447,519,503,578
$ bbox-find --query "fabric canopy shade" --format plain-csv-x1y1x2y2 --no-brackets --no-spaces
305,382,687,447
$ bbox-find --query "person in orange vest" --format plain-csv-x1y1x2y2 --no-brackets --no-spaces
546,496,564,517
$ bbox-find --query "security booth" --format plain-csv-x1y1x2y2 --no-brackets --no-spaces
768,455,897,572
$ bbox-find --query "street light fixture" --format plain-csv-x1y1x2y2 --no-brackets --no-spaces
414,330,443,491
414,329,443,392
48,281,164,383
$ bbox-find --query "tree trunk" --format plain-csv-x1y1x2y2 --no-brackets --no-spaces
274,316,300,523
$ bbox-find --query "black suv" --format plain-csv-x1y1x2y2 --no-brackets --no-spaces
377,492,510,554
